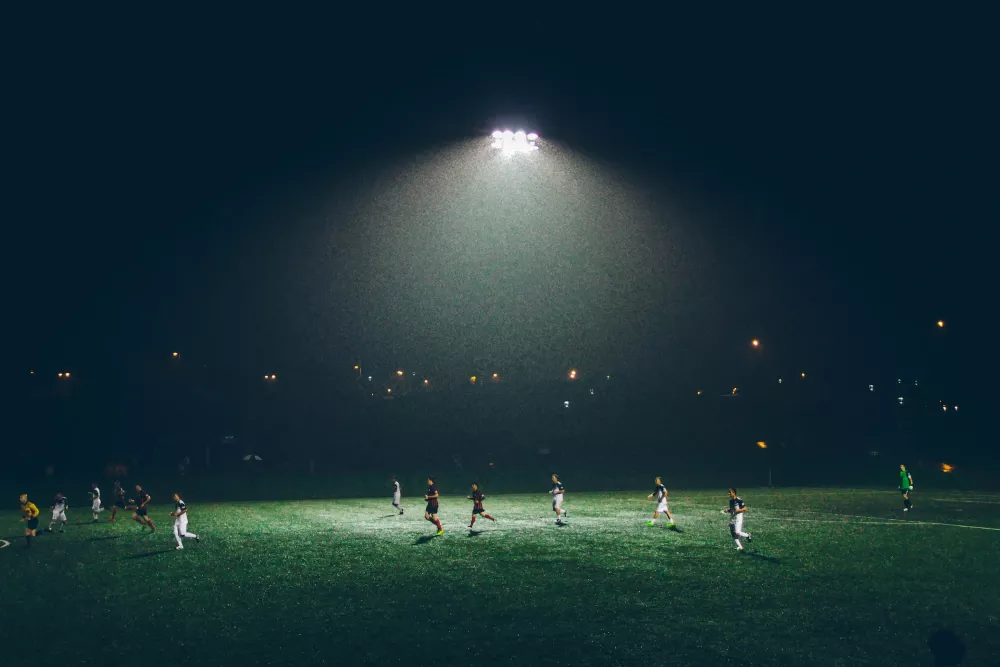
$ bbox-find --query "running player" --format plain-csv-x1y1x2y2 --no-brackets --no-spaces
131,484,155,532
170,493,200,550
724,488,752,551
108,480,127,522
899,464,914,512
90,483,103,522
49,492,69,532
550,474,568,524
467,483,496,528
19,494,40,547
424,477,443,535
646,477,675,528
391,476,403,515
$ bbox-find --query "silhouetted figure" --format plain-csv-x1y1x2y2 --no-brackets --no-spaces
928,629,965,666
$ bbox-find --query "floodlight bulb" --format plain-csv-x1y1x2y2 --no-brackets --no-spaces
514,130,526,140
491,130,502,139
502,130,514,139
527,132,538,141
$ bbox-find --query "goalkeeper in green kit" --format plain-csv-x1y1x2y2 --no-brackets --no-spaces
899,464,914,512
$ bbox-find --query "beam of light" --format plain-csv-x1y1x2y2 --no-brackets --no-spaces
490,129,540,153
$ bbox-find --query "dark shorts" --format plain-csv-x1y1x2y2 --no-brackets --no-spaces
115,499,126,509
901,488,911,495
27,518,39,530
472,507,485,515
425,503,439,515
135,507,148,517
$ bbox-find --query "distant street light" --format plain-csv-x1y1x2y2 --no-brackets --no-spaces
423,379,429,386
937,320,945,328
568,369,578,380
470,376,477,384
800,372,807,379
492,373,499,382
751,339,760,348
172,352,179,358
396,370,404,377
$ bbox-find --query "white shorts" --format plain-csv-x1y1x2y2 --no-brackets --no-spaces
52,510,67,522
392,494,401,506
552,494,563,511
730,514,744,534
656,501,669,514
92,499,102,512
174,515,189,532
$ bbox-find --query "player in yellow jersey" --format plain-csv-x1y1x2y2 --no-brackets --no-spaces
19,494,40,548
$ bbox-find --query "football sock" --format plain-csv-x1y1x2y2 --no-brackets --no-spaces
484,514,495,521
434,518,443,530
734,539,742,549
470,516,477,527
48,523,55,531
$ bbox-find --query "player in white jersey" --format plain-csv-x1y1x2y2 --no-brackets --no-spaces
724,488,752,551
49,492,69,532
170,493,200,550
550,474,568,524
90,483,103,522
391,476,403,515
646,477,675,528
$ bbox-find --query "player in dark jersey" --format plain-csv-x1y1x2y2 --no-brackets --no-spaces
424,477,443,535
646,477,675,528
467,483,496,528
131,484,156,532
724,488,752,551
550,474,568,524
108,481,128,522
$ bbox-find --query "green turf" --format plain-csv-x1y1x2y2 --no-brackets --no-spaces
2,489,998,666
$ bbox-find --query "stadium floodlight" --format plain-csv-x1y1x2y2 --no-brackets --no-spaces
490,128,540,153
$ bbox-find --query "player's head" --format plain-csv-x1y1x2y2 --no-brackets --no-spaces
655,476,662,484
729,488,738,499
135,484,142,492
92,482,98,489
391,476,396,482
551,473,559,483
19,493,27,503
56,492,63,499
472,482,479,491
114,480,121,488
172,493,181,502
427,476,435,486
900,464,906,471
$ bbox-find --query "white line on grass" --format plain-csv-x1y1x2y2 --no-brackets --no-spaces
0,539,9,549
761,515,1000,532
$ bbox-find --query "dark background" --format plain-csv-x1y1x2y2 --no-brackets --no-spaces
7,7,992,493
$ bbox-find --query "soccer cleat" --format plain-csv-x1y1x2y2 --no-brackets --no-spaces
737,546,744,552
195,536,200,543
435,529,444,536
746,533,752,543
646,521,655,527
667,522,676,528
176,546,183,550
903,507,909,512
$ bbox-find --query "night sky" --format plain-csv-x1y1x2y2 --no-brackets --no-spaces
11,8,990,399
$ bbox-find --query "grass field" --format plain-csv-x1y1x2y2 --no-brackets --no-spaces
2,488,998,666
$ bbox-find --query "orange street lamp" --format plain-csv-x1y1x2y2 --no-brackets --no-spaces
757,441,768,449
751,339,760,348
396,370,404,377
937,320,945,328
568,369,578,380
172,352,179,358
470,375,477,384
423,379,429,386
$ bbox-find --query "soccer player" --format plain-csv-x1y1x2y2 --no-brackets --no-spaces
724,488,752,551
899,464,914,512
467,483,496,528
90,483,103,522
109,480,127,522
391,476,403,515
424,477,443,535
646,477,675,528
19,494,40,547
170,493,200,550
550,473,568,524
131,484,156,532
49,492,69,532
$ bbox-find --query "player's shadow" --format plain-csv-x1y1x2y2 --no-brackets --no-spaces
668,525,684,534
87,535,120,542
412,535,438,545
379,514,398,519
744,551,781,564
123,549,174,560
466,530,484,537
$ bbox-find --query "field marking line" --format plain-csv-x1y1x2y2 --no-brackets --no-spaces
929,498,1000,504
0,539,9,549
760,514,1000,532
